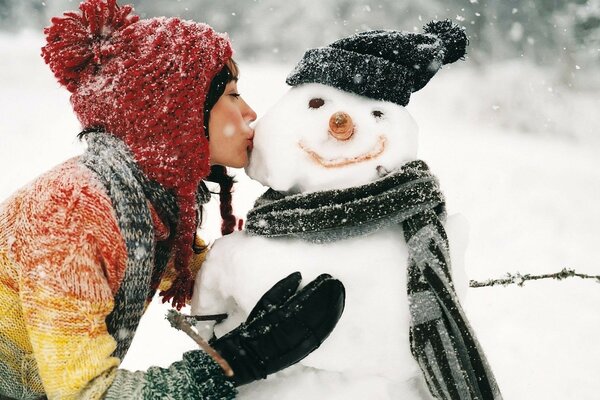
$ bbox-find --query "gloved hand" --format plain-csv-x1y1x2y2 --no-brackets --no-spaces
210,272,345,386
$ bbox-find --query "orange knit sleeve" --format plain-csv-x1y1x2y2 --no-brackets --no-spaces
10,160,128,399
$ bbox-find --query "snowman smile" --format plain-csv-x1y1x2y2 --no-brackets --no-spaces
298,135,387,168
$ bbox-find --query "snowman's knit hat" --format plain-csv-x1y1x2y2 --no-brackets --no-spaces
42,0,233,308
286,20,468,106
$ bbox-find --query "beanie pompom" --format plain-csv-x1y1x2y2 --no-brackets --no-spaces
423,19,467,64
42,0,139,92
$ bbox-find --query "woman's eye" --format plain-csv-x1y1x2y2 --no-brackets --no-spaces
372,110,384,118
309,98,325,109
230,93,241,99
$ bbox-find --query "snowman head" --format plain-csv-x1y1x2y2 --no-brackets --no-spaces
247,21,468,193
246,83,418,193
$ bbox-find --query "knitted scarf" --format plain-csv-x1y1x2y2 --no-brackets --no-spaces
80,131,210,360
245,160,502,400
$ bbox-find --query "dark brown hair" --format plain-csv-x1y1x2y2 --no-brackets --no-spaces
204,165,237,236
201,58,239,237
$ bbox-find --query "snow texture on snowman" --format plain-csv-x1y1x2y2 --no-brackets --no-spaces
192,20,502,400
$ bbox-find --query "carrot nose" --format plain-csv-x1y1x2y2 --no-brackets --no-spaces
329,111,354,141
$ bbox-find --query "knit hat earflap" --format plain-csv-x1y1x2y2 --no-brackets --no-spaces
42,0,233,309
286,19,468,106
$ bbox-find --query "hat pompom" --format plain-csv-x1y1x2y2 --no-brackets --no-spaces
423,19,467,64
42,0,139,92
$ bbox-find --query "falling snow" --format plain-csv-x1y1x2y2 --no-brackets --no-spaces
1,11,599,399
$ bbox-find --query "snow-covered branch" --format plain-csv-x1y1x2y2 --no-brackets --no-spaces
469,268,600,288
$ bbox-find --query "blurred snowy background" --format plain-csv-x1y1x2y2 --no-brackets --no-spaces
1,1,599,399
2,0,599,143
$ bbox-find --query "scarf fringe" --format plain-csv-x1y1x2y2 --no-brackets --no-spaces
160,191,199,309
160,270,194,310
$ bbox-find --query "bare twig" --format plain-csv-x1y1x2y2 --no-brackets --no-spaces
166,310,234,377
183,313,228,324
469,268,600,288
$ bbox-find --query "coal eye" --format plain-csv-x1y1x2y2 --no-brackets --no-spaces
309,98,325,109
372,110,384,118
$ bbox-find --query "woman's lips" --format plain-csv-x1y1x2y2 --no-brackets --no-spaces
247,131,255,151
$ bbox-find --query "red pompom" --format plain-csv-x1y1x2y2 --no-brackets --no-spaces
41,0,139,92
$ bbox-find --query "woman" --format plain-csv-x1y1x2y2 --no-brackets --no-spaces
0,0,345,399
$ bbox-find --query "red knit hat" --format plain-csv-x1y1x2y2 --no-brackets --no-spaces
42,0,233,309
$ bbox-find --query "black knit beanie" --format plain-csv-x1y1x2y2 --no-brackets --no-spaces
286,20,468,106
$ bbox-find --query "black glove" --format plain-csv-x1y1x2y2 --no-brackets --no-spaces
210,272,345,386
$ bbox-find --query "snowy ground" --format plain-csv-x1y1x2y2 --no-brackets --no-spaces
1,32,600,399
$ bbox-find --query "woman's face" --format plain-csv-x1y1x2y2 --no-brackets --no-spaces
208,79,257,168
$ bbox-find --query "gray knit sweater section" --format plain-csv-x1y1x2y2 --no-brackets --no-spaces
81,131,236,399
81,131,156,360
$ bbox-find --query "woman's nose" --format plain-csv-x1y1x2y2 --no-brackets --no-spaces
243,101,257,123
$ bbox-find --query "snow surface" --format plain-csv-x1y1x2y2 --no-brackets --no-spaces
1,32,600,399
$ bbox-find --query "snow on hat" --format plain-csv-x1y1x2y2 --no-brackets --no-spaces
42,0,233,309
286,20,468,106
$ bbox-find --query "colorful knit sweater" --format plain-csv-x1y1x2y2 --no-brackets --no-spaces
0,158,236,400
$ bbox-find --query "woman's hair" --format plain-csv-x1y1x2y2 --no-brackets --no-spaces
204,165,237,236
201,58,239,237
224,58,239,80
203,58,239,133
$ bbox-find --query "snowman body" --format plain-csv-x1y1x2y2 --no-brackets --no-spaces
192,83,467,399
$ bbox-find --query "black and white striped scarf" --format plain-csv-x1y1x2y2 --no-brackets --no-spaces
245,160,502,400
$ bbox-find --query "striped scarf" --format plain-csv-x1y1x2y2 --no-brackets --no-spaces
245,160,502,400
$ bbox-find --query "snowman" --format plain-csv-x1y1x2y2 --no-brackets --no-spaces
192,21,502,400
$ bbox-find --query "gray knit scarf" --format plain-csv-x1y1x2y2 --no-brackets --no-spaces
245,160,502,400
80,131,210,360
